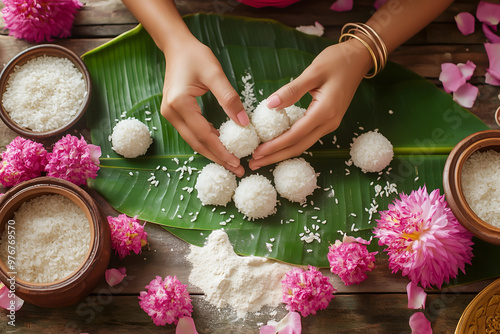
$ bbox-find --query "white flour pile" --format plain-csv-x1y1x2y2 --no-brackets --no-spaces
186,230,295,318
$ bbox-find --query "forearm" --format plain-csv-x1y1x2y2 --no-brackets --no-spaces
121,0,194,53
367,0,454,53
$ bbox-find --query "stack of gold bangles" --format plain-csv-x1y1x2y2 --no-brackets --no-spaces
339,23,388,79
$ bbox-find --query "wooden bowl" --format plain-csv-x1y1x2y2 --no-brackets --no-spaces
455,277,500,333
0,177,110,308
0,44,91,139
443,129,500,245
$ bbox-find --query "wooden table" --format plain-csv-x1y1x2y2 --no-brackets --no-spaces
1,0,499,333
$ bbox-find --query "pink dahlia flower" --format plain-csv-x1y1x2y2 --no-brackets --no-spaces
45,134,101,186
0,136,48,187
327,235,377,286
139,275,193,326
282,266,335,317
374,186,474,289
1,0,83,43
107,214,148,259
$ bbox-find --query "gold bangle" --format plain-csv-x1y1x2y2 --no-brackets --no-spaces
340,23,388,78
339,32,378,79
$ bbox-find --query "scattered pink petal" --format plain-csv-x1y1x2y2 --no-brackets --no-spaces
455,12,476,35
374,0,387,9
485,43,500,85
105,267,127,286
407,281,426,309
260,312,302,334
457,60,477,81
453,82,479,108
486,71,500,85
330,0,353,12
409,312,432,334
107,214,148,259
439,63,467,93
0,283,24,311
296,21,324,36
482,23,500,43
176,317,199,334
476,1,500,26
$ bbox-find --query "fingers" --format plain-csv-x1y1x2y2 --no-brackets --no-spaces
209,70,249,127
267,71,316,109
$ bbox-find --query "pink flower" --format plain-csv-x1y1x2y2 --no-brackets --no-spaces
0,136,48,187
1,0,83,43
107,214,148,259
327,235,377,286
0,282,23,311
45,134,101,186
105,267,126,286
485,43,500,86
139,276,193,326
438,61,478,108
455,12,475,36
260,312,301,334
374,186,474,289
407,281,426,310
281,266,335,317
330,0,353,12
409,312,432,334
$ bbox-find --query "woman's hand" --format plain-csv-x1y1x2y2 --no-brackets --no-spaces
249,39,372,170
161,37,249,177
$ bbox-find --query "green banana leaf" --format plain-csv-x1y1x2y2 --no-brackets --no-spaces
82,14,500,284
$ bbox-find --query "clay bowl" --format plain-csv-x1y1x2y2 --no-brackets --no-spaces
0,44,91,139
443,129,500,245
0,177,110,308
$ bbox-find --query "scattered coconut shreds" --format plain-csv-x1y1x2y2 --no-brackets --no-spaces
161,208,166,212
414,176,419,181
389,110,394,114
266,242,273,252
129,172,134,176
241,71,257,112
307,249,313,253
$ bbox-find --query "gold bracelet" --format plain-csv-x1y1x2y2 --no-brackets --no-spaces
339,22,388,78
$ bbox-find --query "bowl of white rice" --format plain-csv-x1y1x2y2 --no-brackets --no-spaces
443,129,500,245
0,44,91,139
0,177,110,307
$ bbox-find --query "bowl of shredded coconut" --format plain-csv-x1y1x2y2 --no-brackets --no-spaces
0,177,110,307
443,129,500,245
0,44,91,139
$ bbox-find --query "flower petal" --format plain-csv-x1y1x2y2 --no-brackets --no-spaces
455,12,475,35
105,268,127,286
296,21,324,36
0,283,24,311
457,60,476,81
482,23,500,43
476,1,500,26
453,83,479,108
89,144,102,165
409,312,432,334
407,281,427,309
486,71,500,85
176,317,199,334
485,43,500,84
439,63,466,93
330,0,353,12
261,312,302,334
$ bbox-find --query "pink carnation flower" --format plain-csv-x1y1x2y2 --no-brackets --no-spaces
374,186,474,289
0,136,48,187
45,134,101,186
139,275,193,326
282,266,335,317
107,214,148,259
327,235,377,286
1,0,83,43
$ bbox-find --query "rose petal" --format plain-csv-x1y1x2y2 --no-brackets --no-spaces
407,281,427,309
457,60,476,81
296,21,324,36
176,317,199,334
486,71,500,85
89,144,102,165
260,325,278,334
485,43,500,78
476,1,500,26
260,312,302,334
0,283,24,311
453,83,479,108
439,63,466,93
455,12,475,35
409,312,432,334
374,0,387,10
330,0,353,12
482,23,500,43
105,267,127,286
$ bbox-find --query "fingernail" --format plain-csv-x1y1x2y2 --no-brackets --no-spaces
228,160,240,168
252,154,263,160
237,110,249,126
267,94,281,108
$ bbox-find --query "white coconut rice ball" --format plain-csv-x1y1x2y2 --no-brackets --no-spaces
350,131,394,173
285,105,306,125
251,99,290,142
219,119,260,158
233,174,277,220
111,118,152,158
273,158,318,204
195,163,237,206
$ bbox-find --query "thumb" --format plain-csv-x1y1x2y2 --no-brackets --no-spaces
267,74,312,109
209,72,249,127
